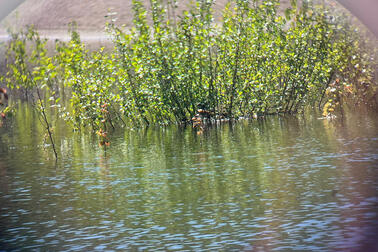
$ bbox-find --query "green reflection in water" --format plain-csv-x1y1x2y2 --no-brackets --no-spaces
0,104,377,251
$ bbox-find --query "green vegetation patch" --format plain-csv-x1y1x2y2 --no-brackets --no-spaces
2,0,377,131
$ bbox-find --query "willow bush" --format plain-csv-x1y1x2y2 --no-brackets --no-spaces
2,0,377,131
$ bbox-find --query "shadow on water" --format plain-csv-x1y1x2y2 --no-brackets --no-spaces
0,103,377,251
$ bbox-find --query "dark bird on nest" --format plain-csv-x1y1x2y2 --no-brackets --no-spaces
0,88,8,106
0,87,8,119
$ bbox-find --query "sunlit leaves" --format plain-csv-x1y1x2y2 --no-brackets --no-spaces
3,0,377,131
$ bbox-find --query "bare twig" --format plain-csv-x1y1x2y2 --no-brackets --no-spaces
36,88,58,160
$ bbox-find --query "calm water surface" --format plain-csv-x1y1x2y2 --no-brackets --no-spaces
0,105,377,251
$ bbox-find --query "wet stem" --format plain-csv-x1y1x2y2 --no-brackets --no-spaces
36,88,58,160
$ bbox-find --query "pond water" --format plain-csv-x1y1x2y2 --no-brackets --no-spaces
0,104,377,251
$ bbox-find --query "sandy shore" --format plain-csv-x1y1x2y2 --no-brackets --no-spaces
0,29,112,43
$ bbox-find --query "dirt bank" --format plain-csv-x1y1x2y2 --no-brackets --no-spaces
1,0,298,32
0,0,229,31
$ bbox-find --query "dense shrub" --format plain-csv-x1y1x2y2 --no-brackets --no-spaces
2,0,377,130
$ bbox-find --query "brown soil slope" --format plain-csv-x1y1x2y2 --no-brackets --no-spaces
1,0,291,31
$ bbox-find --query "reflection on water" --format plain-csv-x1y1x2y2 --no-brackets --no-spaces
0,104,377,251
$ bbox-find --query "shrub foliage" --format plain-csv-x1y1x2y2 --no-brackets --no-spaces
2,0,377,130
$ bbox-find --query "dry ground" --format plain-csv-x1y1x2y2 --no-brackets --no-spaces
1,0,292,32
